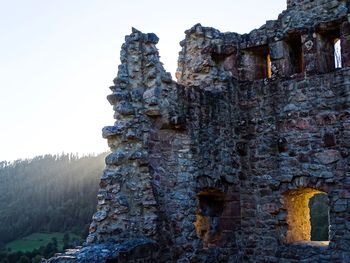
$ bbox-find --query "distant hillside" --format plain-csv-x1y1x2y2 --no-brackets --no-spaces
0,153,107,246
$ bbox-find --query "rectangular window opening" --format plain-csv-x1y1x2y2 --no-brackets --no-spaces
286,35,304,74
195,190,225,248
242,45,271,80
317,25,342,72
194,189,241,249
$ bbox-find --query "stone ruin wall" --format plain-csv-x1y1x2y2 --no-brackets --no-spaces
48,0,350,262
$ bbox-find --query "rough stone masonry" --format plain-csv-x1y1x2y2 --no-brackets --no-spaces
47,0,350,262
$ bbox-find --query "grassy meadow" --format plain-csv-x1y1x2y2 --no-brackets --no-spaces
5,232,81,253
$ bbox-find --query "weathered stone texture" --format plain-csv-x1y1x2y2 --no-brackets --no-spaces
47,0,350,262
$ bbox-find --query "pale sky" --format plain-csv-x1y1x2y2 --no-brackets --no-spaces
0,0,286,161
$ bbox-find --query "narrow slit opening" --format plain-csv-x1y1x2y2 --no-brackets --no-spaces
334,38,342,68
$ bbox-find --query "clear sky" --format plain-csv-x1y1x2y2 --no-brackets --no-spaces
0,0,286,161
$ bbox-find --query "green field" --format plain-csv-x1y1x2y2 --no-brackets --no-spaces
5,232,81,253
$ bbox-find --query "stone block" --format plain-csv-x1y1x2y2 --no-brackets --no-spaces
315,150,341,165
270,41,285,60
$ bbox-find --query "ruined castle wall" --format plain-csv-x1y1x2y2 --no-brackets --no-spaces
236,11,350,260
237,69,350,262
117,3,350,259
145,25,243,262
167,1,350,259
287,0,348,11
87,29,178,246
47,0,350,262
148,127,196,261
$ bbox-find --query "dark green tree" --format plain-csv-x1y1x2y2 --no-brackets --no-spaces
63,233,70,250
31,255,42,263
18,256,30,263
43,241,57,258
310,194,330,241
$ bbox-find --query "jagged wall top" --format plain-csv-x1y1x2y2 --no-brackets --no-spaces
287,0,348,9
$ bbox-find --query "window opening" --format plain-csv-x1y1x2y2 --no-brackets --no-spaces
286,35,304,74
334,38,342,68
284,188,329,246
194,190,225,248
242,45,271,80
211,53,228,65
317,26,342,72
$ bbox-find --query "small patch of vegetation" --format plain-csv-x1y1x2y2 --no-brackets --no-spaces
1,232,82,263
5,232,81,253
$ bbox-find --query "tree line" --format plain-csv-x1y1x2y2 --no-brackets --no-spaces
0,153,106,248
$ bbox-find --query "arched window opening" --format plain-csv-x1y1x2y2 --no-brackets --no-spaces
284,188,329,246
334,38,342,68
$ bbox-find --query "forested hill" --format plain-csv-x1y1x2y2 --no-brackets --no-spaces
0,153,107,246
